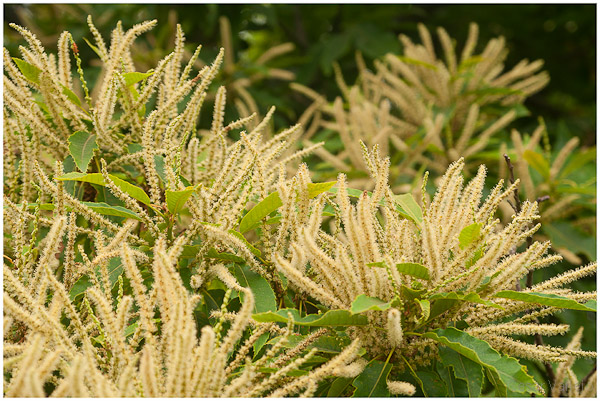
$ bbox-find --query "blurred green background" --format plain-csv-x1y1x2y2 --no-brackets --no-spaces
4,3,596,145
4,3,596,390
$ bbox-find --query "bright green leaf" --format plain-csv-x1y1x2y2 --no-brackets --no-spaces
423,327,541,396
232,264,277,314
239,182,334,234
13,58,42,84
350,294,397,314
458,223,482,250
306,181,336,198
239,191,283,234
165,186,197,214
13,202,140,220
60,84,83,108
396,262,430,280
56,172,151,206
252,308,369,327
393,193,423,224
429,291,502,309
81,202,141,220
415,299,430,324
122,71,154,86
68,131,98,172
494,291,596,312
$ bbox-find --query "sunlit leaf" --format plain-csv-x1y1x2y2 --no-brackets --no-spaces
458,223,481,250
232,264,277,314
56,172,151,206
252,308,368,327
68,131,98,172
494,291,596,312
423,328,541,396
13,58,42,84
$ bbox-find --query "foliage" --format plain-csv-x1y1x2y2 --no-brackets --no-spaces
3,11,596,399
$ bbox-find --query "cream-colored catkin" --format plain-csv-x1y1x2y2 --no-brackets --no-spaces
388,380,417,396
387,308,404,347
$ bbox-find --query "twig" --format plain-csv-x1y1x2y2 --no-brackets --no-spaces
503,154,521,214
580,363,596,390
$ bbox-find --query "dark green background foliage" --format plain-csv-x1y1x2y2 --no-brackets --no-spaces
4,3,596,396
4,4,596,144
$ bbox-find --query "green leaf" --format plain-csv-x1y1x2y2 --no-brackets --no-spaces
165,186,197,214
560,147,597,179
232,264,277,314
13,202,140,220
393,193,423,224
56,172,151,206
13,58,42,84
253,332,270,357
238,181,335,234
153,155,168,184
252,308,369,327
366,261,386,268
122,71,154,86
494,291,597,312
82,37,103,59
458,223,482,250
205,248,245,263
423,327,541,396
466,246,484,268
239,191,283,234
415,299,430,324
523,150,550,180
439,346,483,397
351,360,392,397
350,294,398,314
306,181,337,198
543,222,596,260
228,230,262,258
69,257,123,300
68,131,98,172
413,370,448,396
429,291,502,309
427,292,502,322
328,377,354,397
437,363,469,397
269,334,343,354
400,284,427,303
395,262,430,280
81,202,141,220
475,271,502,293
60,84,82,108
